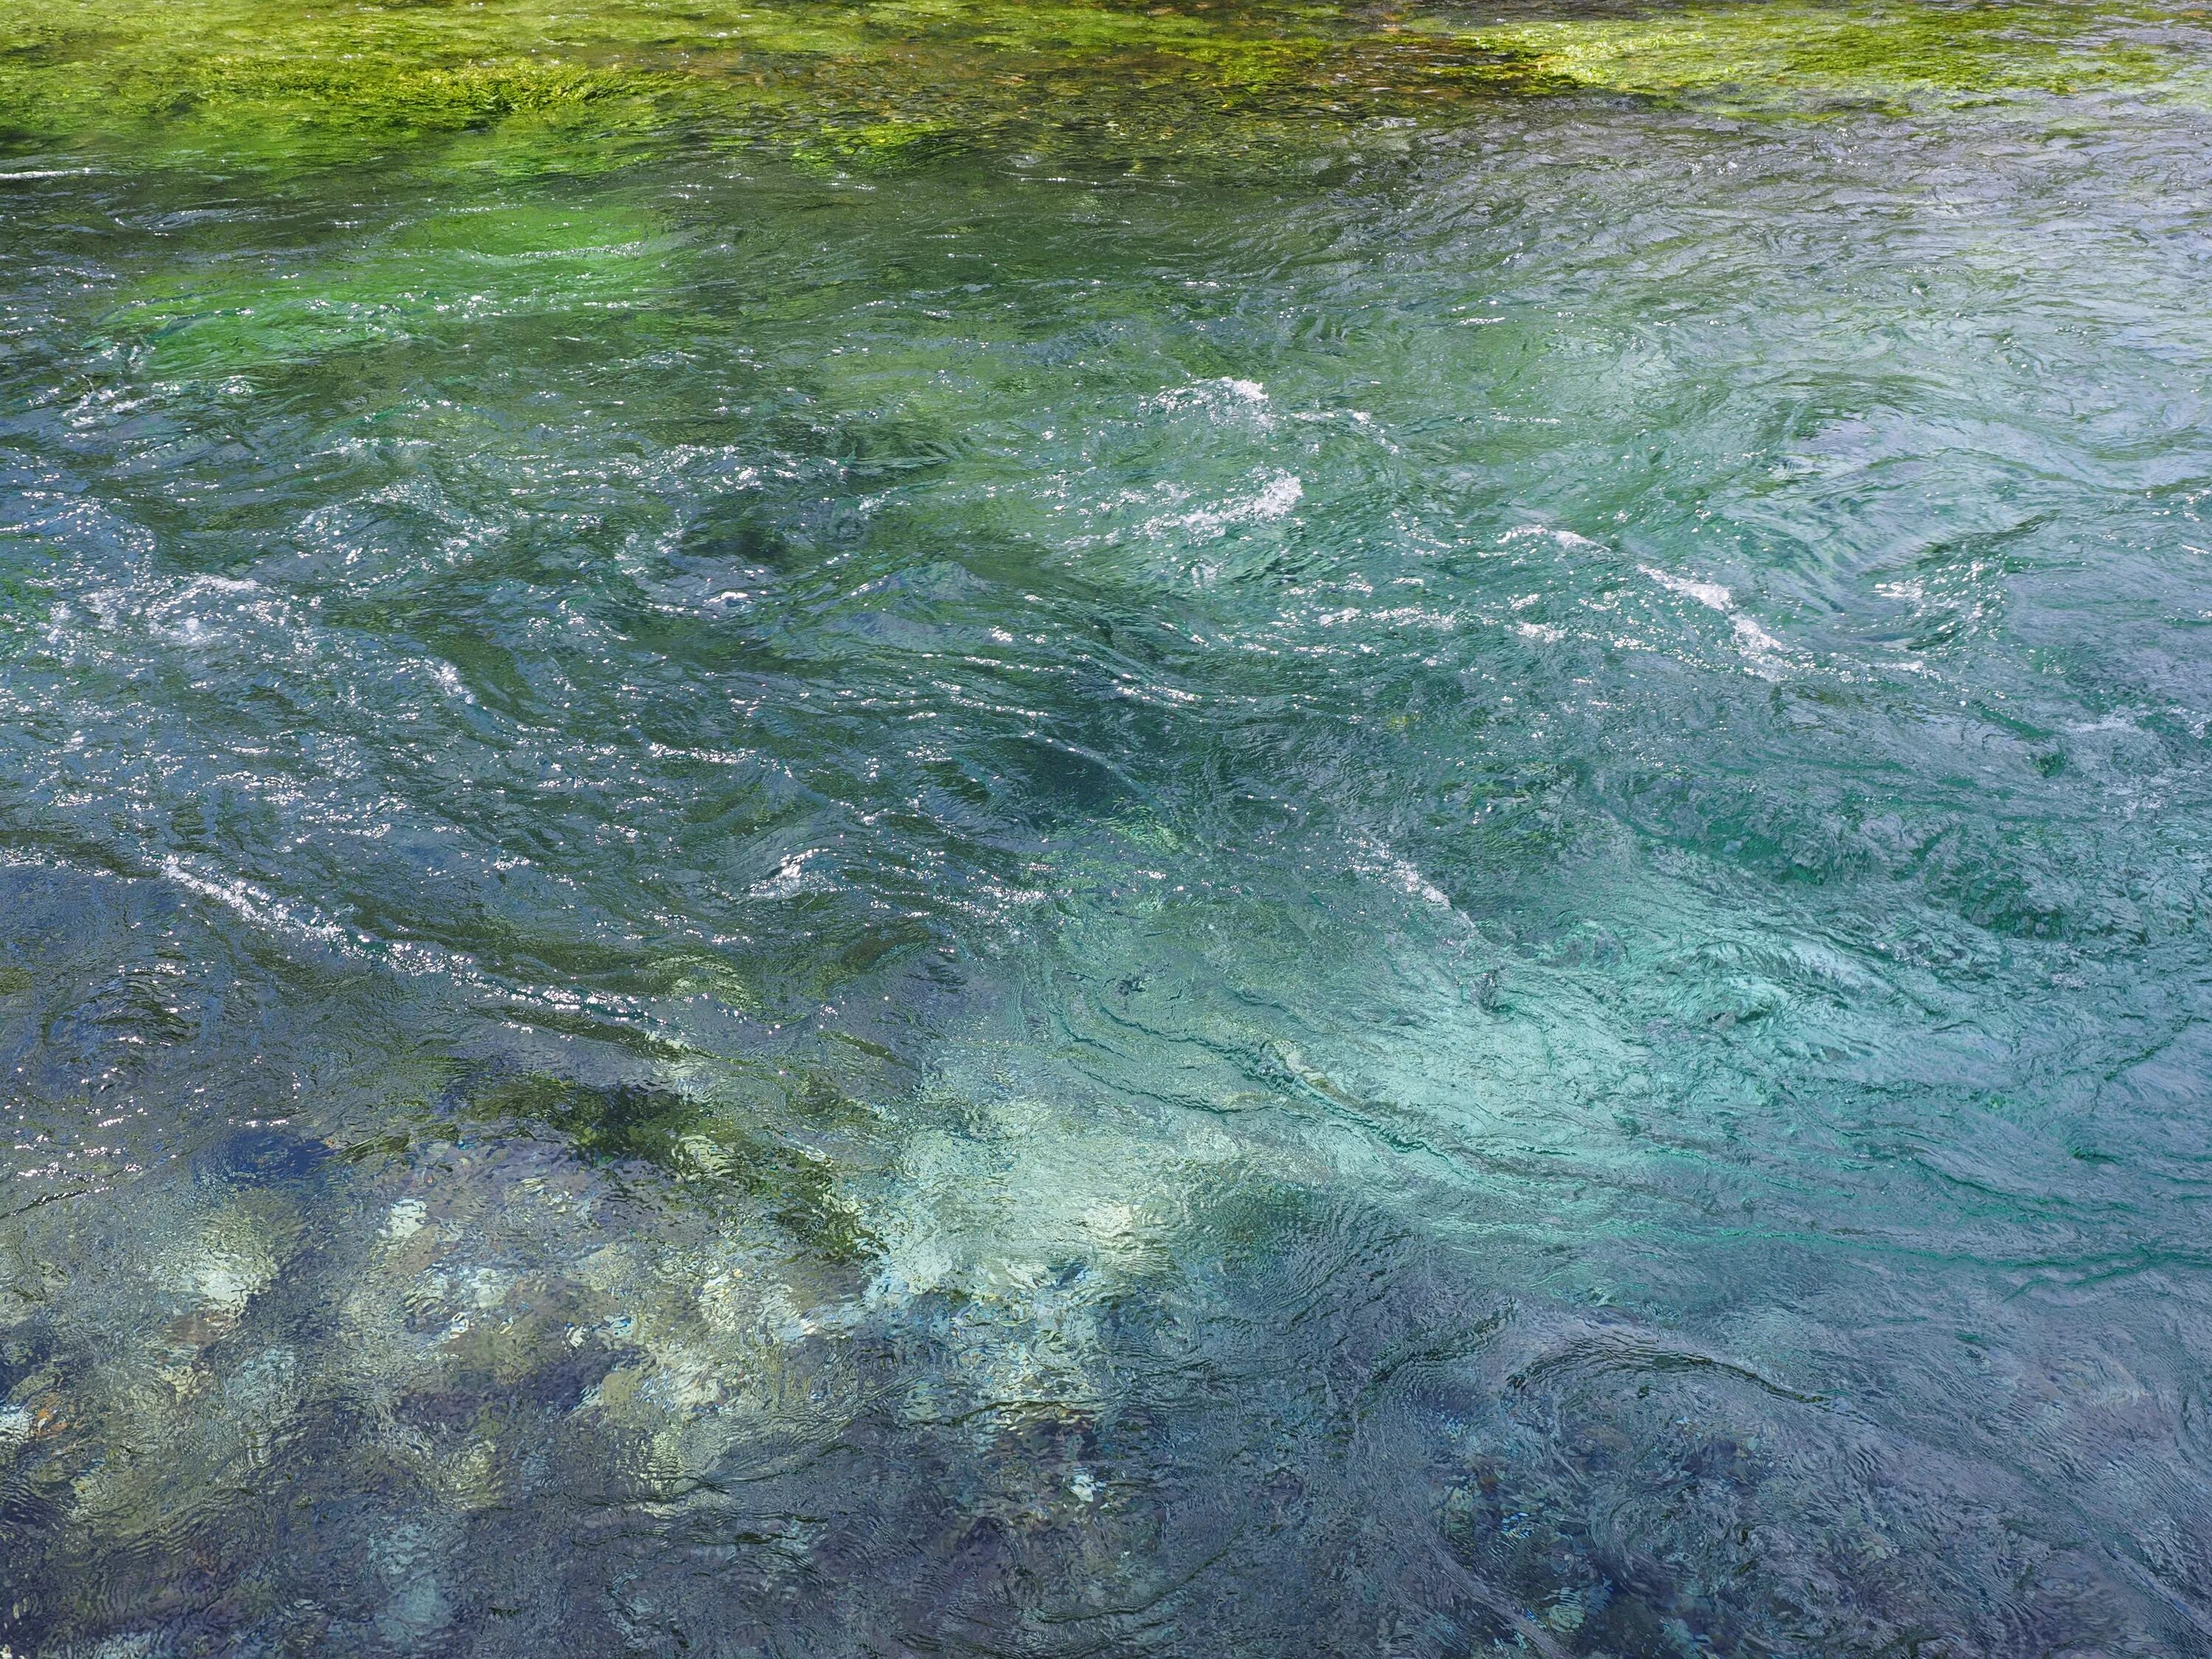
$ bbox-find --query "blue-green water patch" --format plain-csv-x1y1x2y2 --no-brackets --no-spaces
5,15,2212,1658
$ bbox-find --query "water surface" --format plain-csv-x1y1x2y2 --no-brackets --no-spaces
4,4,2212,1654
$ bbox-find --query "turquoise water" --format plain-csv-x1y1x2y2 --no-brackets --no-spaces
6,35,2212,1657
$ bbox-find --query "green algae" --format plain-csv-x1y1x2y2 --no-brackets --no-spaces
1427,0,2183,113
108,201,677,378
462,1074,876,1259
4,0,2201,179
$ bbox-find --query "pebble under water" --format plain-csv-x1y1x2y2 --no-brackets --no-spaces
5,4,2212,1653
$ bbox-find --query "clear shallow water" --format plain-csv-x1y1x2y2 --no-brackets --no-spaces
5,24,2212,1656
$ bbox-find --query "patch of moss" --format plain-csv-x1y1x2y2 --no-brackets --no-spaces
7,0,2191,180
98,199,673,378
1427,0,2179,113
792,116,968,173
463,1073,875,1259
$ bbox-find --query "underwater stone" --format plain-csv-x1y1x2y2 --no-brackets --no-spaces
191,1126,330,1191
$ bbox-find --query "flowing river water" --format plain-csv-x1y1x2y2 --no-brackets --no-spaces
4,1,2212,1653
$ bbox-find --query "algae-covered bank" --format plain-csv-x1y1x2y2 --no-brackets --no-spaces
6,0,2212,1654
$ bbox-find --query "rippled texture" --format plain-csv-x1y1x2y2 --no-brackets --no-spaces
5,5,2212,1655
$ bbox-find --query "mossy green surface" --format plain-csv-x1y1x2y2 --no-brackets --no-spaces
1423,1,2186,111
464,1074,877,1258
1,0,2202,175
108,201,675,377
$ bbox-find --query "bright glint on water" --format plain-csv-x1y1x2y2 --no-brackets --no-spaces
4,1,2212,1653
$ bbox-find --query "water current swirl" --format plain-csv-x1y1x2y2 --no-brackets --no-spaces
4,5,2212,1653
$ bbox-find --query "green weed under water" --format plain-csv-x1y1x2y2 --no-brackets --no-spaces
1,0,2202,175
